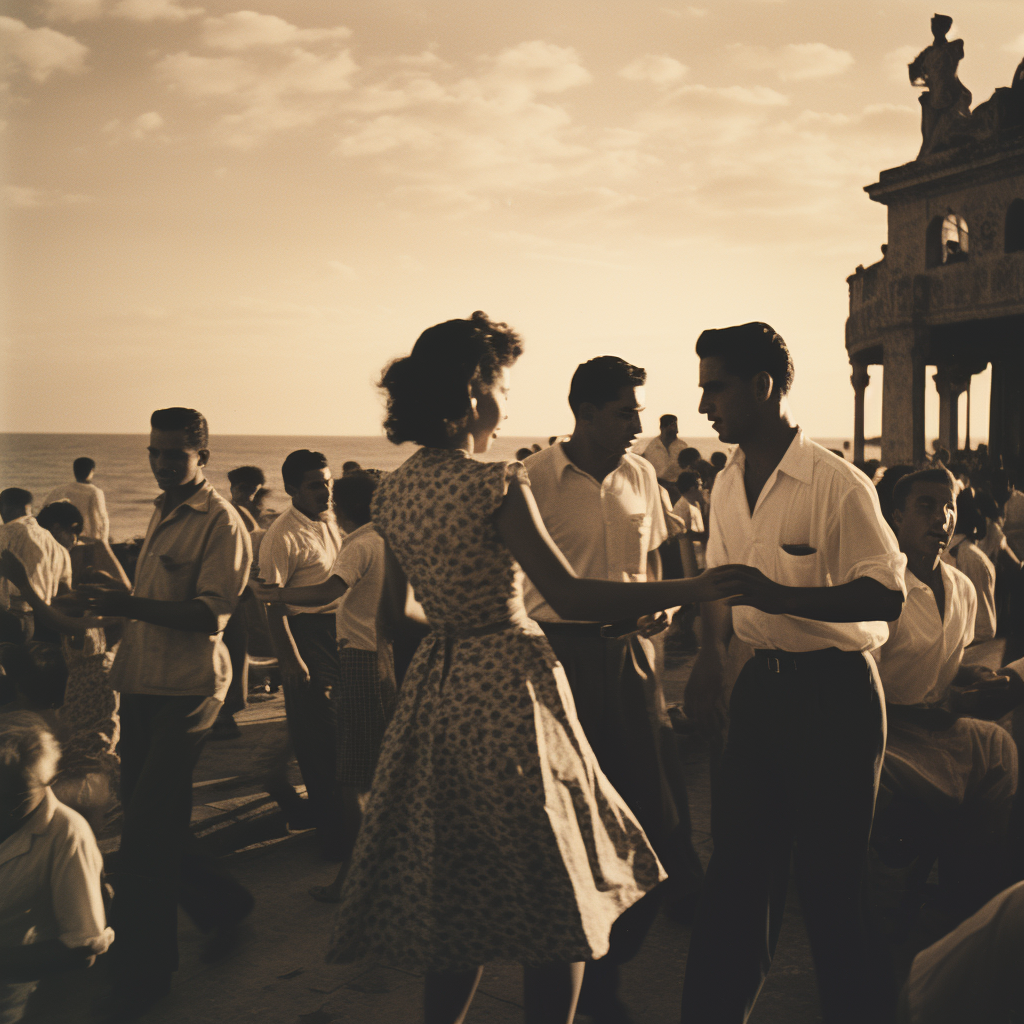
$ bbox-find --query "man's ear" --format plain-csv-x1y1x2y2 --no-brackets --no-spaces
197,448,210,468
891,505,904,533
752,371,775,403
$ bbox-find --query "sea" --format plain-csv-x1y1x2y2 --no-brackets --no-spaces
0,433,878,544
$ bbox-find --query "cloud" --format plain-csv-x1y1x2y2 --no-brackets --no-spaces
202,11,350,50
328,261,359,279
130,110,164,137
729,41,854,81
0,17,87,82
619,55,688,86
4,184,94,206
43,0,104,21
676,83,789,105
885,45,919,84
112,0,203,21
1003,32,1024,54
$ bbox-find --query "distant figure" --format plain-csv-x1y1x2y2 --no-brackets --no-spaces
258,450,346,860
515,446,534,462
672,471,707,570
548,435,559,446
0,489,71,646
641,414,687,487
341,461,362,477
676,446,701,473
226,466,265,533
909,13,972,157
0,712,114,1023
942,492,998,642
43,458,110,544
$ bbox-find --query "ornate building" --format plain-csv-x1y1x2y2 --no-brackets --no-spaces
846,19,1024,467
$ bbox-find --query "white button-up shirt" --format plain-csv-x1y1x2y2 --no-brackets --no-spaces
258,503,343,616
0,789,114,955
941,536,996,643
110,482,251,699
0,516,71,621
870,561,975,705
522,443,669,622
42,482,110,543
330,522,384,652
640,436,688,480
705,429,906,652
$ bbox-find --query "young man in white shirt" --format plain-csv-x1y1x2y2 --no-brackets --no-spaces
640,413,687,488
77,407,254,1021
873,467,1021,915
258,449,346,859
524,357,704,1024
941,491,998,642
680,323,907,1024
43,458,110,544
0,489,72,646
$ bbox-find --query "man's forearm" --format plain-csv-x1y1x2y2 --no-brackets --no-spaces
265,604,302,665
776,577,903,623
119,597,219,633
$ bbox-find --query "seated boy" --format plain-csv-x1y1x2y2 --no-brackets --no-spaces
0,710,113,1022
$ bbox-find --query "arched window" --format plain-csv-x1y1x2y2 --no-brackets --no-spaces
1007,198,1024,253
927,211,969,267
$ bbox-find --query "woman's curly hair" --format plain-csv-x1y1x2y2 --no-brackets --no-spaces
379,311,524,448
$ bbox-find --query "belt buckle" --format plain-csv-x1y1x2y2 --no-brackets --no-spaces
767,654,781,673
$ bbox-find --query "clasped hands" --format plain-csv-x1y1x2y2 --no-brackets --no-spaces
698,564,794,613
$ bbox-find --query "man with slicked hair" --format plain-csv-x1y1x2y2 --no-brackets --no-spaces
77,407,253,1021
680,323,907,1024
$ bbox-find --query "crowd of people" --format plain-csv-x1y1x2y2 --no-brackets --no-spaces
2,314,1024,1024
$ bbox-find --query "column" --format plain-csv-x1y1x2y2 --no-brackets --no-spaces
933,364,970,455
882,330,926,465
851,362,870,464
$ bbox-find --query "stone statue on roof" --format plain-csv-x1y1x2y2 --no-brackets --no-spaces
909,13,973,157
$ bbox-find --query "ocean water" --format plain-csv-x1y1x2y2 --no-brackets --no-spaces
0,432,872,543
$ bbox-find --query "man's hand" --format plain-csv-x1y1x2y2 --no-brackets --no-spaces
278,655,311,689
251,580,284,604
950,666,1024,719
73,584,132,618
637,611,670,638
716,566,793,614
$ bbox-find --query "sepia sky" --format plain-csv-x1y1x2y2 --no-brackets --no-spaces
3,0,1023,440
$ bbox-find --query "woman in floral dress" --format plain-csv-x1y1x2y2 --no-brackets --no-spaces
326,313,743,1024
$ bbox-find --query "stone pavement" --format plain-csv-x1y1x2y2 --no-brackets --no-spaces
32,641,928,1024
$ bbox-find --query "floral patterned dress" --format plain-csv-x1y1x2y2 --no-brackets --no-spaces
327,447,664,973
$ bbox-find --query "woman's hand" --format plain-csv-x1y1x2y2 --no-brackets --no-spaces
693,564,771,605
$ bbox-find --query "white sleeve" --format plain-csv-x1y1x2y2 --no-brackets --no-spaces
52,820,114,954
258,523,297,587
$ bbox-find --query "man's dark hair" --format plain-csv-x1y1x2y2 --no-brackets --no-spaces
677,470,701,493
891,467,958,515
947,462,970,483
37,501,84,534
341,461,362,474
281,450,329,491
695,322,794,395
709,451,728,469
677,447,701,469
227,466,265,490
332,474,378,528
659,414,677,426
0,488,32,510
72,457,95,481
151,408,209,450
516,447,534,461
568,356,646,414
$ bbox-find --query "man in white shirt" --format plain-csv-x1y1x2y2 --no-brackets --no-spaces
258,449,346,859
524,357,704,1023
640,413,687,487
0,488,72,645
43,458,110,544
872,467,1020,915
941,491,998,642
680,322,907,1024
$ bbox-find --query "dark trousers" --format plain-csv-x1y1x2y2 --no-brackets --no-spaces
111,693,253,983
680,649,893,1024
285,614,343,846
541,624,703,971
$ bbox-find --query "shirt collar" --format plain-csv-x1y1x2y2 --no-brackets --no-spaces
718,427,811,485
554,441,625,481
0,789,58,868
151,479,216,515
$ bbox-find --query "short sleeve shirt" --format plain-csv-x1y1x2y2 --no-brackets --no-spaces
42,482,109,543
258,504,343,616
871,561,976,705
330,522,385,651
522,444,669,622
705,429,906,652
0,517,71,619
942,537,997,643
109,482,251,699
0,789,114,955
640,437,688,480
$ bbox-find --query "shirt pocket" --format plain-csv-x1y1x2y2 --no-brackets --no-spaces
156,554,200,602
622,512,652,580
773,545,822,589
